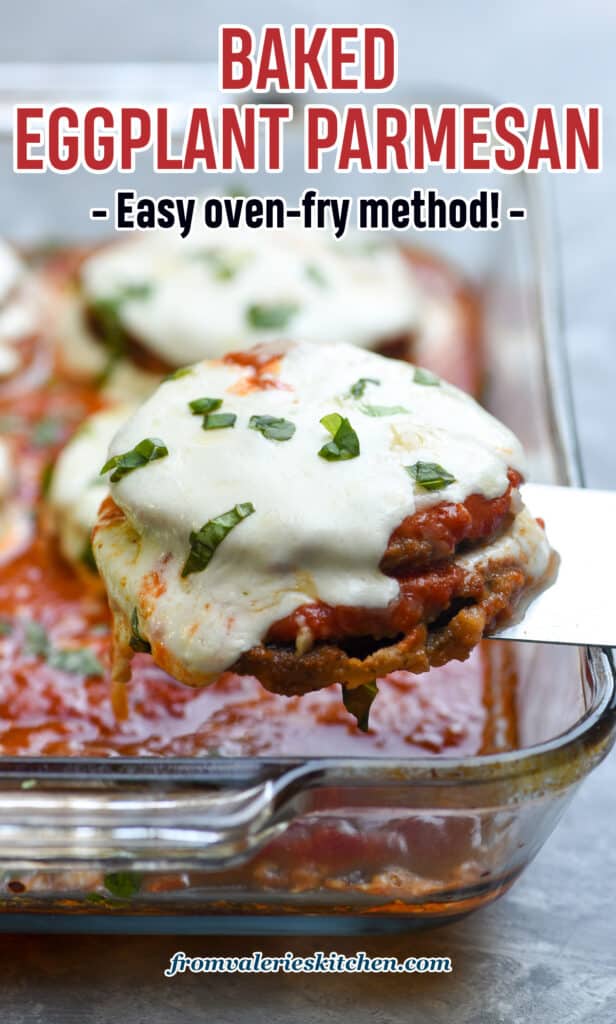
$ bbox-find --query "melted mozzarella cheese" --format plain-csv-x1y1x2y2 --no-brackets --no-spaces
0,438,32,564
48,285,162,403
79,225,432,366
0,240,37,377
93,341,546,682
48,406,134,568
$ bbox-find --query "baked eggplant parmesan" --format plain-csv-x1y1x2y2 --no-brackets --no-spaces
48,226,481,395
92,340,552,702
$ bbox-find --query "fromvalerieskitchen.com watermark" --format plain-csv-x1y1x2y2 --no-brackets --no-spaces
164,950,453,977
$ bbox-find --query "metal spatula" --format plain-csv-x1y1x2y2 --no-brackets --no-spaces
490,483,616,648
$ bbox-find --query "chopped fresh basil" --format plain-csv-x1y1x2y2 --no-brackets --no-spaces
348,377,380,399
189,397,223,416
164,366,194,382
414,367,441,386
40,460,55,498
48,647,104,677
246,302,299,330
32,417,64,448
80,539,98,574
406,461,456,491
182,502,255,577
359,404,409,417
103,871,143,899
202,412,237,431
129,608,151,654
318,414,360,462
249,414,296,442
0,619,12,636
193,248,251,281
22,619,103,676
90,283,153,385
189,398,235,431
100,437,169,483
23,620,49,657
341,681,379,732
305,263,328,288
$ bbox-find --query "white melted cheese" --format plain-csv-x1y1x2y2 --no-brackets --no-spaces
0,438,32,565
94,341,539,681
48,285,161,403
0,239,37,377
80,225,430,365
48,406,134,568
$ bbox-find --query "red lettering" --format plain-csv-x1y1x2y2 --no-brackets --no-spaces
337,107,371,170
49,107,78,171
364,27,396,90
565,105,600,170
292,26,327,90
156,108,183,170
83,107,114,171
260,106,292,171
220,26,253,90
183,108,218,170
255,27,290,90
463,106,491,170
494,106,526,171
330,27,359,89
14,107,43,170
120,108,151,171
527,108,561,170
375,107,409,170
414,107,456,170
305,106,339,171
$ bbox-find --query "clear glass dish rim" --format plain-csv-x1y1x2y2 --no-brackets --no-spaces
0,70,612,792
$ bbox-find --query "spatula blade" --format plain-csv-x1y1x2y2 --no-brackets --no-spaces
489,483,615,648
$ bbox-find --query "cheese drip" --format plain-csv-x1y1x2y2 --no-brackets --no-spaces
93,341,544,682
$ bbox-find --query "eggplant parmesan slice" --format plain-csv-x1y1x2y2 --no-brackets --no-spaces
92,340,552,700
46,405,134,574
47,225,480,392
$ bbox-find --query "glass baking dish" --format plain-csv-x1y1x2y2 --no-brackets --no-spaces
0,66,614,934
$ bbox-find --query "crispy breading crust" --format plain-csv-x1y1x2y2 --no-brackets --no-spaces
230,562,526,696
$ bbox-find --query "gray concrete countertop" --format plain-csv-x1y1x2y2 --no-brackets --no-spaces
1,2,615,1022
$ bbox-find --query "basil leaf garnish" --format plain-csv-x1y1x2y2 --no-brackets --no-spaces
90,283,152,385
348,377,379,399
189,397,222,415
194,248,250,281
414,367,440,386
23,620,49,657
22,619,103,676
360,404,409,417
406,461,456,491
103,872,143,899
129,608,151,654
341,680,379,732
202,412,237,431
249,415,296,442
48,648,104,677
305,264,328,288
32,416,65,448
318,414,360,462
100,437,169,483
80,539,98,574
246,302,299,330
164,366,194,382
182,502,255,577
